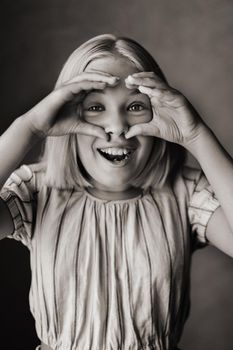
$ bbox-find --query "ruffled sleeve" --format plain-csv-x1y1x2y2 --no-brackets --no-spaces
182,166,221,245
0,164,38,247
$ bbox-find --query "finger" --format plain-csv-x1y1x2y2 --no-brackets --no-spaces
57,81,108,103
125,78,156,90
125,74,166,89
138,86,169,113
50,81,108,113
125,80,140,89
130,72,157,78
125,123,160,139
138,85,163,99
69,80,108,93
139,85,184,109
64,72,120,86
131,72,167,85
75,121,108,140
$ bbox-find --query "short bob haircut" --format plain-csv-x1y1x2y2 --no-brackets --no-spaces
41,34,186,190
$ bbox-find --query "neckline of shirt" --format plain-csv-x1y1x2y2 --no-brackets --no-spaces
83,187,149,204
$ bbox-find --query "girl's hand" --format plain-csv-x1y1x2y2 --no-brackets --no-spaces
23,72,119,140
125,72,205,147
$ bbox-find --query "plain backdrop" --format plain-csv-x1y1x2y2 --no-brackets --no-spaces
0,0,233,349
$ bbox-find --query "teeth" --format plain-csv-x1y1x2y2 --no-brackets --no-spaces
100,148,131,156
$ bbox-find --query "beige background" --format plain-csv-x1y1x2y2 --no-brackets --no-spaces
0,0,233,348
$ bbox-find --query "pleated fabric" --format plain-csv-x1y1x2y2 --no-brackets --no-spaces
0,163,220,350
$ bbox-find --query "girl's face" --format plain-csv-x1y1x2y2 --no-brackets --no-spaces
77,55,154,198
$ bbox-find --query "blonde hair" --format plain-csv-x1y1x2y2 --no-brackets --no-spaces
41,34,186,190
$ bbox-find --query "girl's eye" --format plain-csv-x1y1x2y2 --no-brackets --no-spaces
128,103,145,112
87,105,104,112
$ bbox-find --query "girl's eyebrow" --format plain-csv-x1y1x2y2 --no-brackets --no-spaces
128,89,142,96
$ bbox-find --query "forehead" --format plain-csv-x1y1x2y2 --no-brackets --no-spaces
85,55,139,79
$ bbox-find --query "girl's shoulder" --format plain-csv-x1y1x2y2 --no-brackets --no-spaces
10,162,46,180
179,164,208,194
4,162,47,193
169,164,218,211
151,164,208,201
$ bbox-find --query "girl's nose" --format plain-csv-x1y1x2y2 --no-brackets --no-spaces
104,113,129,137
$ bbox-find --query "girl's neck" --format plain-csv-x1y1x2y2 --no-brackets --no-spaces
86,186,143,201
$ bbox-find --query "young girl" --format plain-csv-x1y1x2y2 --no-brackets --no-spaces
0,34,232,350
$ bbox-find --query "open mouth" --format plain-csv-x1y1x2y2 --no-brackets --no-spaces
97,147,135,164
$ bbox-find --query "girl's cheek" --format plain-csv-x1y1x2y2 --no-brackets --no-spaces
81,112,99,124
81,109,152,126
82,114,92,123
80,107,104,125
84,116,104,128
129,111,152,126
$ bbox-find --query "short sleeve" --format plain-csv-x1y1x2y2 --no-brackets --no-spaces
182,166,221,245
0,164,38,247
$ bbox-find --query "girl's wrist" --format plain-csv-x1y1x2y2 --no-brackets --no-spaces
183,123,214,158
19,113,47,141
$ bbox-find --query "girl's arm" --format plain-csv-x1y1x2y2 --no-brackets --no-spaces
0,116,40,190
186,126,233,257
0,72,119,240
0,117,41,240
125,72,233,257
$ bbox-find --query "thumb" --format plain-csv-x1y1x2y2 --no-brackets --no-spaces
125,123,160,139
75,121,108,140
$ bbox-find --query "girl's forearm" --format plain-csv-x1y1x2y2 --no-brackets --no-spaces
0,115,41,189
186,125,233,232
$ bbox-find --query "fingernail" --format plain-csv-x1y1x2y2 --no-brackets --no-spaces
110,76,120,85
126,75,134,81
111,76,120,81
